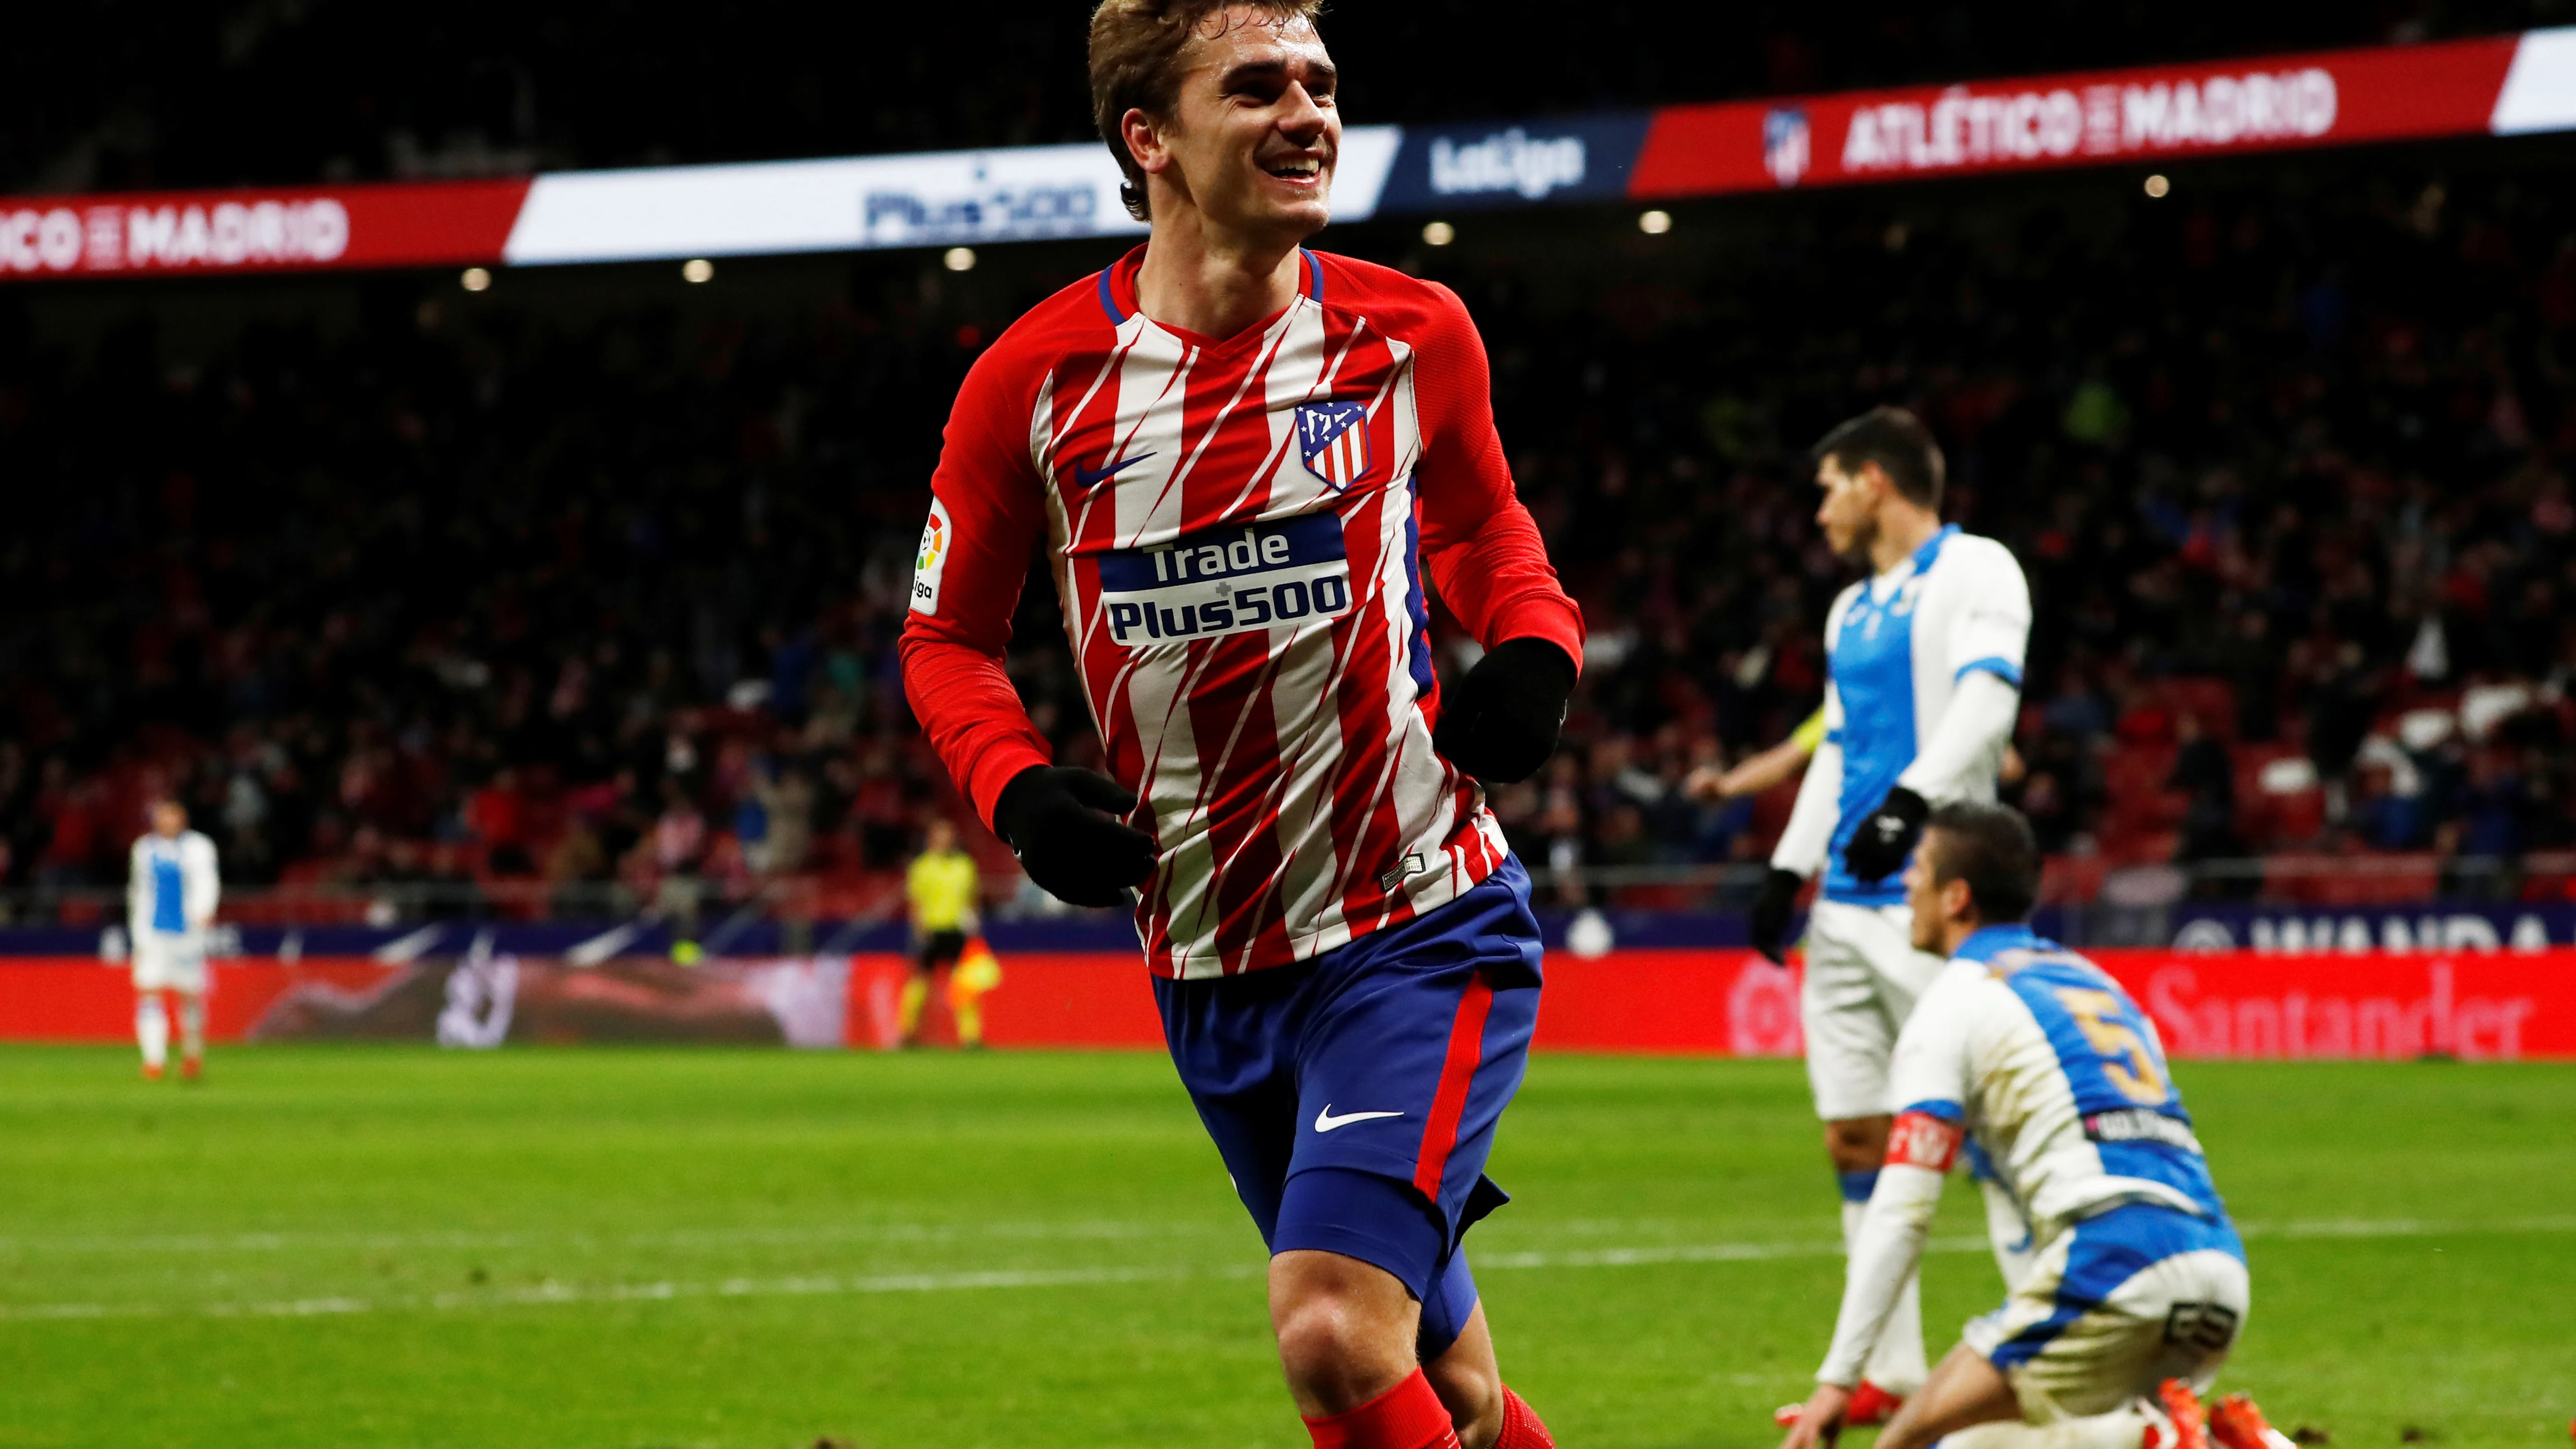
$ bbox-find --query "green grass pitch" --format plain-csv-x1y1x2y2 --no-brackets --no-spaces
1,1046,2570,1448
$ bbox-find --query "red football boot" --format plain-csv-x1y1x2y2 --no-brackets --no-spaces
2209,1392,2297,1449
141,1061,164,1082
1775,1382,1904,1429
1846,1382,1905,1426
2158,1381,2211,1449
181,1055,203,1083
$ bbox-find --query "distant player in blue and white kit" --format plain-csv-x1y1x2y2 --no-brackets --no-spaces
127,799,220,1082
1751,407,2032,1413
1778,803,2267,1449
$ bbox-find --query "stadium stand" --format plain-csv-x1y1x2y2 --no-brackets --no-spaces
7,3,2566,194
5,150,2572,923
6,5,2576,921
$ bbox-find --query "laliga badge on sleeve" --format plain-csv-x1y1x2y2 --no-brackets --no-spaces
1296,401,1371,491
911,498,952,615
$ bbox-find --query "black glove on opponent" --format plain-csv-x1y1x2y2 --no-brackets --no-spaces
993,766,1158,909
1841,785,1930,885
1748,867,1806,965
1433,638,1577,785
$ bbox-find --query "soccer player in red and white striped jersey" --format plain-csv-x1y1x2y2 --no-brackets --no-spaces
899,6,1579,1446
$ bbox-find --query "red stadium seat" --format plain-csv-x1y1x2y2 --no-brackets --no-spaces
2040,854,2109,904
2161,678,2240,742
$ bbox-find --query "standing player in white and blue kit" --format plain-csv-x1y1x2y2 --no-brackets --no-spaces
1778,803,2283,1449
1749,407,2033,1414
127,799,220,1082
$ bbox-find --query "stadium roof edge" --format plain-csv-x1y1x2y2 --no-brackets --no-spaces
0,27,2570,282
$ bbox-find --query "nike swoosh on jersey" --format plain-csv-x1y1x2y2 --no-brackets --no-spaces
1073,452,1156,492
1312,1105,1405,1133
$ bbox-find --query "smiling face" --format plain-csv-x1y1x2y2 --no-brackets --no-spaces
1123,8,1339,248
1815,454,1884,562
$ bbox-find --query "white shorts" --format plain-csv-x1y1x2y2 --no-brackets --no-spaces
1961,1203,2251,1421
1800,898,1946,1120
131,933,209,994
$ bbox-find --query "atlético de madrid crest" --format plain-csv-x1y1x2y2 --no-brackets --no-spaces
1296,401,1371,491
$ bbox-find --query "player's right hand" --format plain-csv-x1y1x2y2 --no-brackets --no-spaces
1776,1382,1851,1449
1683,763,1742,803
993,766,1158,909
1748,867,1805,966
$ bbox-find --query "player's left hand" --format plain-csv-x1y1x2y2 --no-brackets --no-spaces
1776,1382,1852,1449
1434,637,1576,785
1842,785,1929,884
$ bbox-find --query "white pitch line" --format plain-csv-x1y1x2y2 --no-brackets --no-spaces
1474,1234,1983,1271
0,1218,1235,1257
0,1263,1257,1323
2,1213,2568,1325
2238,1213,2576,1241
1473,1214,2576,1271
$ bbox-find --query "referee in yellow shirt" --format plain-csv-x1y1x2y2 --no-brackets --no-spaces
900,818,987,1048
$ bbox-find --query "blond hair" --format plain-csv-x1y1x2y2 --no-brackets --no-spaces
1088,0,1326,222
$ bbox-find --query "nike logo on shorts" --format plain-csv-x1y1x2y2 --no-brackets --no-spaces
1313,1105,1405,1133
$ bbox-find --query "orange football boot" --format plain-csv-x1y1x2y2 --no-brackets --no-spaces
2158,1381,2211,1449
2209,1392,2298,1449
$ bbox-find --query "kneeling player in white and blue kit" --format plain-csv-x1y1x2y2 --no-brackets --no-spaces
1750,407,2033,1407
1778,803,2254,1449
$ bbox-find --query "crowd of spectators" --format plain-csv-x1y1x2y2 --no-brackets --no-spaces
2,153,2573,916
9,2,2566,196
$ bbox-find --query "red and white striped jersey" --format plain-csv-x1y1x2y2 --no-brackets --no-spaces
900,246,1583,979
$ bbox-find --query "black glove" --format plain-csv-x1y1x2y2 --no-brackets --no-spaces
992,766,1158,909
1749,867,1806,965
1842,785,1930,885
1434,638,1577,785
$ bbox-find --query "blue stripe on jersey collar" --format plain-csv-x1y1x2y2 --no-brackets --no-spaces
1956,923,2051,963
1911,522,1960,574
1859,523,1959,605
1095,248,1322,327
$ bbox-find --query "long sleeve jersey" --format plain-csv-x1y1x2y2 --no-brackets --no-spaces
900,246,1584,980
1771,525,2031,904
128,830,220,939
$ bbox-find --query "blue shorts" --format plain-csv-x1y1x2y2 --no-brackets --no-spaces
1154,857,1544,1361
